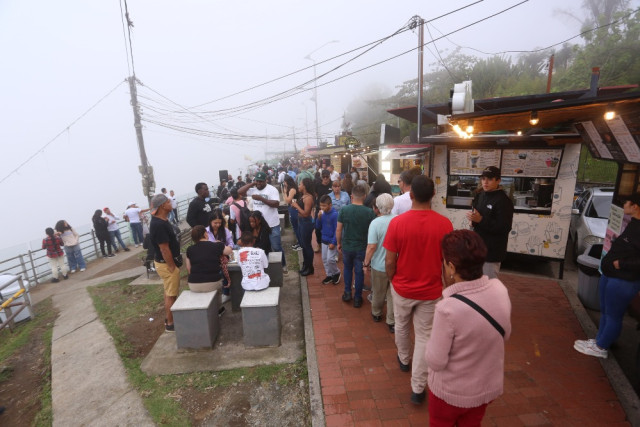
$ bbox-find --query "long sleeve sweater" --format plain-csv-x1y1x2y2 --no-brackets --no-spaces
425,276,512,408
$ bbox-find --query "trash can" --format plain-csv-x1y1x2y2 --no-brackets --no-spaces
576,244,602,311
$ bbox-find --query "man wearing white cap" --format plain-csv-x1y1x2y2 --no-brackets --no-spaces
124,202,149,247
149,193,182,332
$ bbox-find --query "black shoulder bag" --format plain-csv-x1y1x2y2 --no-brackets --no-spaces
451,294,505,337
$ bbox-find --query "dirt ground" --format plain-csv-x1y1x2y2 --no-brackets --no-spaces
0,300,57,426
90,253,145,279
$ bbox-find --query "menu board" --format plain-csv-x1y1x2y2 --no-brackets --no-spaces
575,121,613,160
606,116,640,163
575,116,640,163
448,149,502,175
501,148,563,177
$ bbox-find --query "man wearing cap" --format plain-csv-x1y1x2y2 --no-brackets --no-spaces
104,207,130,252
239,172,287,272
124,202,149,248
466,166,514,279
186,182,215,228
149,193,182,332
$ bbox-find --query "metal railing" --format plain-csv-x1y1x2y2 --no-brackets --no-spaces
0,199,192,288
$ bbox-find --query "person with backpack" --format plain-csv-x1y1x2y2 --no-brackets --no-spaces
229,187,251,243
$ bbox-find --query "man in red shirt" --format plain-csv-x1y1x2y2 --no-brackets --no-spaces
383,175,453,405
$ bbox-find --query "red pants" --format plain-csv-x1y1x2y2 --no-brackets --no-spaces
428,390,489,427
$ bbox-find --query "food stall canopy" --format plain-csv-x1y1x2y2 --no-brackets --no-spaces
389,86,638,126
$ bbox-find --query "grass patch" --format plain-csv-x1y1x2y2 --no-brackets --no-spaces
88,245,308,426
0,297,56,426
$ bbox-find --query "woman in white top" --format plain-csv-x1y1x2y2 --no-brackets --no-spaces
54,220,87,273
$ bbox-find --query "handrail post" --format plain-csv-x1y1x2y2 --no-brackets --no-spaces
27,250,38,287
18,254,30,287
91,230,99,259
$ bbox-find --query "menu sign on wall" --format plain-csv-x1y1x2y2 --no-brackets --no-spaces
501,148,563,177
576,115,640,164
449,149,502,175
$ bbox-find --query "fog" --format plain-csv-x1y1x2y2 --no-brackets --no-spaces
0,0,598,250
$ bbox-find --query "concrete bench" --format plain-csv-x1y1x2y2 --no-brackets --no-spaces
240,287,281,347
229,251,283,312
171,290,220,349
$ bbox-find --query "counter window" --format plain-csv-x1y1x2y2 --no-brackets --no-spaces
446,176,555,214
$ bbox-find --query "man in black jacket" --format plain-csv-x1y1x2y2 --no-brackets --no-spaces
466,166,514,278
186,182,214,227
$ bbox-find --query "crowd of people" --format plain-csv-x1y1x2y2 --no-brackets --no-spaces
55,155,639,426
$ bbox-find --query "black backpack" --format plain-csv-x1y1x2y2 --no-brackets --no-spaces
232,202,252,233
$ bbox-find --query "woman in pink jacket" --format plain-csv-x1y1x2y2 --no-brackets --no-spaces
425,230,512,426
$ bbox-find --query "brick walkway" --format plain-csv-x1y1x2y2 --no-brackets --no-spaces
306,252,630,426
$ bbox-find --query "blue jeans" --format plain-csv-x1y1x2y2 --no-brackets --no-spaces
298,217,314,270
288,206,301,246
64,244,86,270
109,229,127,250
596,274,640,349
269,225,286,267
343,249,365,299
130,222,144,245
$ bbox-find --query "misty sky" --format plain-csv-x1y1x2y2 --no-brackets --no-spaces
0,0,618,249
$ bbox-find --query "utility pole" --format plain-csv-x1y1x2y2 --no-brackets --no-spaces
415,16,425,144
128,76,154,205
546,54,554,93
292,126,298,154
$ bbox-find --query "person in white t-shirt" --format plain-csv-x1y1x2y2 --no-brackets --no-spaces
169,190,178,224
391,170,415,216
237,231,270,291
238,171,287,272
124,202,149,247
328,164,340,182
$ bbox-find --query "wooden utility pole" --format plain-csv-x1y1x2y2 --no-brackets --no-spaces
416,16,425,144
546,54,554,93
128,76,154,205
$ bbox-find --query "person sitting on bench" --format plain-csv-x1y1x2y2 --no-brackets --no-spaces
237,231,270,291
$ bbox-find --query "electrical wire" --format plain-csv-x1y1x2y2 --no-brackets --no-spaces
118,0,132,76
123,0,137,76
428,6,640,56
191,0,485,109
0,80,127,185
425,22,460,82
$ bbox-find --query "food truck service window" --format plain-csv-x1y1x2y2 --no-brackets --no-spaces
445,148,563,214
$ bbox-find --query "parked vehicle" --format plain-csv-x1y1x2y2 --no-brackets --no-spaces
569,187,614,259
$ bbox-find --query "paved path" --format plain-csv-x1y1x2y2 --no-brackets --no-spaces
31,249,154,427
304,251,639,426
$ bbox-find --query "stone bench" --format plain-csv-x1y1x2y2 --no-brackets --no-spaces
170,290,220,349
240,287,281,347
279,214,285,234
229,251,283,312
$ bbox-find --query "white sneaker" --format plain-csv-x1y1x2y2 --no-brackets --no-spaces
70,269,76,274
80,268,86,272
135,244,139,248
574,340,607,358
283,266,289,276
574,338,595,351
221,295,231,304
367,293,373,303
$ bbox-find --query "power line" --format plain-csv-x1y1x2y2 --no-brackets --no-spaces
118,0,131,75
428,6,640,56
191,0,485,109
0,80,127,185
122,0,137,76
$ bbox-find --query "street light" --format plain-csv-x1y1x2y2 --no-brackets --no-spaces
304,40,339,146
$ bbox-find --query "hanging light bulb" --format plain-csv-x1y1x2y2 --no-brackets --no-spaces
529,111,539,126
465,120,474,134
604,104,615,120
516,130,522,136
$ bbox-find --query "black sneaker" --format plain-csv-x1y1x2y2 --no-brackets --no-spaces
218,306,226,317
108,254,115,257
331,272,341,285
124,247,131,252
51,278,60,283
341,292,352,302
388,324,395,334
397,355,410,372
165,323,175,332
291,244,300,250
321,276,333,285
63,275,69,280
372,314,382,322
411,391,426,405
363,285,372,292
353,297,363,308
